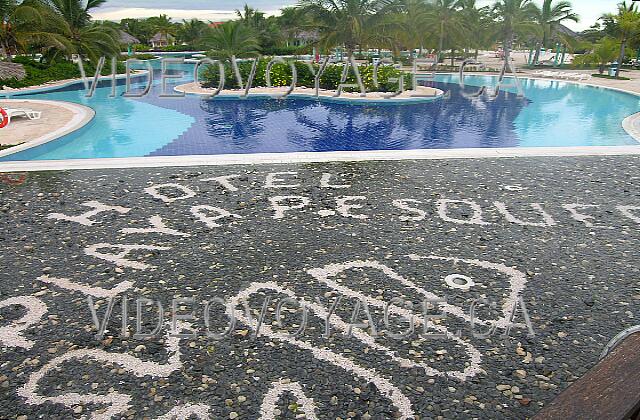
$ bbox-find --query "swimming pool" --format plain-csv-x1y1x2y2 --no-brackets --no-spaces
1,62,639,162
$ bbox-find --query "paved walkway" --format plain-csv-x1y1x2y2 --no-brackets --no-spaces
0,156,638,419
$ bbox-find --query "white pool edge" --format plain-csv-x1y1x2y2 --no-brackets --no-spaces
1,146,640,172
622,112,640,143
2,71,640,171
0,100,95,159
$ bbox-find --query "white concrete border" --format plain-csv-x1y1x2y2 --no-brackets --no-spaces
174,83,445,104
622,112,640,143
0,100,95,158
1,71,640,172
1,145,640,172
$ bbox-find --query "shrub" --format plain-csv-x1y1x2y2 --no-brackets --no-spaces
157,45,199,52
0,58,126,89
199,58,405,92
131,44,151,53
118,53,157,61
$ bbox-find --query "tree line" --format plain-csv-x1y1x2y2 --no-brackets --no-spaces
2,0,640,78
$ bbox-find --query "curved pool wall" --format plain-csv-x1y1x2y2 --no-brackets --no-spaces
1,62,639,162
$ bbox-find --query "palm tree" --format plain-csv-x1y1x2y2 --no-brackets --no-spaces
236,4,266,28
492,0,540,72
298,0,394,57
381,0,430,58
1,0,69,61
178,19,207,45
39,0,120,61
202,21,260,61
148,14,176,39
531,0,578,66
611,5,640,77
1,0,25,59
457,0,492,59
423,0,466,64
235,5,283,52
277,6,304,45
120,18,153,44
581,37,620,74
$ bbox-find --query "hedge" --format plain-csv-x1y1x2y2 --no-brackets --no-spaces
199,58,406,92
118,53,157,61
1,57,126,89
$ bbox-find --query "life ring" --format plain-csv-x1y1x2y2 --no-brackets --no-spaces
0,173,28,186
0,107,8,128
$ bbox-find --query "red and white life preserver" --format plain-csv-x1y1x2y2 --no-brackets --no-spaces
0,107,8,128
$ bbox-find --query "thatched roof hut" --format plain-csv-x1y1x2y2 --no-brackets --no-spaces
150,32,175,48
296,30,320,43
556,24,579,39
0,62,26,80
119,30,140,45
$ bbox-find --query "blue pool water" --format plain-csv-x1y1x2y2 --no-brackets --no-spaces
1,62,639,161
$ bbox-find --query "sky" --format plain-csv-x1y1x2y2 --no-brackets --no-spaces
93,0,624,31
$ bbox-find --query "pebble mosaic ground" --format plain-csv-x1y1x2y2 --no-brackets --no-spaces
0,156,639,419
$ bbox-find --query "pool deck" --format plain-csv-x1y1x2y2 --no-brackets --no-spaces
515,68,640,97
0,156,638,419
0,100,95,159
0,100,94,146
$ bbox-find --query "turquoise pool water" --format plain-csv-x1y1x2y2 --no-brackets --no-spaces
1,64,639,161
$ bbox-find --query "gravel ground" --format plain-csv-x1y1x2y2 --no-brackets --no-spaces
0,156,639,419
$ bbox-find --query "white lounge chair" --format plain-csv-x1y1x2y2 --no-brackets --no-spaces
2,108,42,126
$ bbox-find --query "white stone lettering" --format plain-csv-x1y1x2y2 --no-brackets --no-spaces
121,215,190,237
562,204,612,229
18,322,190,419
144,183,196,203
406,255,528,329
0,296,47,349
265,172,300,188
436,199,490,225
191,205,242,228
392,199,427,221
269,196,310,219
260,380,318,420
201,174,241,192
494,202,556,227
48,201,130,226
228,282,416,418
39,275,133,298
85,243,170,270
336,196,369,219
617,205,640,224
308,262,484,377
155,404,211,420
320,173,350,189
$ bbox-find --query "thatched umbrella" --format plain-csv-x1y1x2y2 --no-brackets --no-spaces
0,62,26,80
119,30,140,45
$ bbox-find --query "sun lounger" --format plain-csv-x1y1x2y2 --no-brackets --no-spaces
2,108,42,126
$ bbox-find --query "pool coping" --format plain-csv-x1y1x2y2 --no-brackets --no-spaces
174,83,445,103
0,100,95,159
622,112,640,142
1,145,640,172
1,71,640,171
